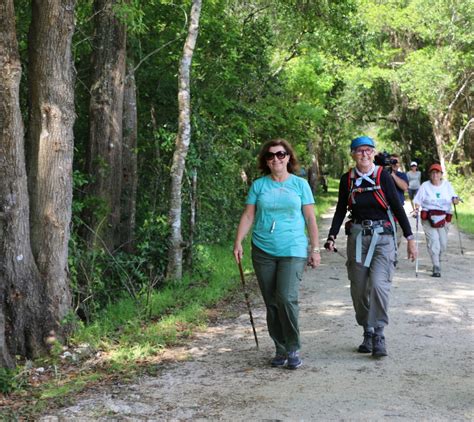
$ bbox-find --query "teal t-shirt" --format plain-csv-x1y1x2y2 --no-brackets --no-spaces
246,174,315,257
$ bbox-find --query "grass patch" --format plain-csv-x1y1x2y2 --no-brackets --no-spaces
39,373,103,400
454,196,474,234
314,178,339,219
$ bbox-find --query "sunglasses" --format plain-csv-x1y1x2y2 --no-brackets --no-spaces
265,151,288,161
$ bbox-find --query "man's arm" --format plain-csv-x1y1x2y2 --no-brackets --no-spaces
391,171,408,192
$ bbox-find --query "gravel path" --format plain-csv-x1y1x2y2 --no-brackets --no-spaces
41,206,474,421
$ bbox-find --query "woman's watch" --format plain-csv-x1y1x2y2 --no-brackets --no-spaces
312,247,321,254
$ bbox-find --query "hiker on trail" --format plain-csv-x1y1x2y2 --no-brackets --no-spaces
324,136,416,358
233,139,321,370
389,153,409,205
407,161,422,211
389,153,409,246
413,163,459,278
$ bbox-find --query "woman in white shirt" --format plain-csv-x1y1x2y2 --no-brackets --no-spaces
413,164,459,277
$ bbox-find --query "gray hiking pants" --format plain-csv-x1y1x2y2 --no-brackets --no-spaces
346,231,396,330
421,220,449,267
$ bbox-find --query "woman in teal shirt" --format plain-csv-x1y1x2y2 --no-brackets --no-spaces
234,139,321,369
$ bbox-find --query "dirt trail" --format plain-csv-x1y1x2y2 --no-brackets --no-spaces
42,206,473,421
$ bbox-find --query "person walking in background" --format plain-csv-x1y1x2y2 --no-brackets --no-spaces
325,136,416,358
407,161,422,211
413,163,459,278
389,154,409,205
389,154,409,246
233,139,321,370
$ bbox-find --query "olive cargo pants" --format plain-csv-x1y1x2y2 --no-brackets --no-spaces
251,244,307,355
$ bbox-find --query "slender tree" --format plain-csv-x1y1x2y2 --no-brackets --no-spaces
85,0,128,251
0,0,46,368
27,0,76,328
120,62,138,253
167,0,202,280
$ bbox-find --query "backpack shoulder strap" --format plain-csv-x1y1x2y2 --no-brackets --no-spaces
347,168,356,209
372,166,389,210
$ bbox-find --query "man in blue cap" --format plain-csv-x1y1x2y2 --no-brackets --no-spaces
325,136,416,357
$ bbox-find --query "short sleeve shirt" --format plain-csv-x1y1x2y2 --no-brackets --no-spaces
395,171,409,204
414,180,456,213
407,170,421,190
246,174,315,257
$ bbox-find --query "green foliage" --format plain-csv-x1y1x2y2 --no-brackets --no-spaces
447,165,474,234
396,46,462,113
0,367,28,394
454,197,474,235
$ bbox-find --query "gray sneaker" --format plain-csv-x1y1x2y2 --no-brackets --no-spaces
287,351,302,369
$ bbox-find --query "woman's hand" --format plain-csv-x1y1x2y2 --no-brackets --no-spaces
308,251,321,268
407,239,417,261
233,205,255,264
233,242,243,264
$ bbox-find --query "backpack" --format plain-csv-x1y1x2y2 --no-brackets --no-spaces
346,166,398,257
347,165,389,210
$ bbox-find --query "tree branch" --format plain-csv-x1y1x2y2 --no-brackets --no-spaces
448,117,474,164
134,5,189,72
447,72,473,114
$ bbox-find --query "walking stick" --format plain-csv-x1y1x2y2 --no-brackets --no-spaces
453,202,464,255
415,212,419,277
237,261,259,349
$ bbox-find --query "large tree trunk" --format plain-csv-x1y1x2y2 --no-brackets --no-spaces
120,63,138,253
85,0,127,251
167,0,202,280
27,0,75,330
0,0,47,368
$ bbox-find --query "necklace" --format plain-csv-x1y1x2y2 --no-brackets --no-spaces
269,174,290,233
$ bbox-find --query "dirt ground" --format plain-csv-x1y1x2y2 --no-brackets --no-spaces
41,206,473,421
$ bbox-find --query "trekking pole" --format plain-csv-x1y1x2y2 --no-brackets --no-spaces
237,261,259,349
415,212,419,277
453,202,464,255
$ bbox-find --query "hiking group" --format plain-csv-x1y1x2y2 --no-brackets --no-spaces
233,136,460,369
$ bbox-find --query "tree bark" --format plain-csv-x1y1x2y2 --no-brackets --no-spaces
167,0,202,280
432,113,451,171
0,0,47,367
120,63,138,253
85,0,127,251
307,138,320,194
27,0,75,330
185,168,198,269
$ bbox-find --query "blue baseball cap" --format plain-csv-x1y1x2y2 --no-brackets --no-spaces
350,136,375,150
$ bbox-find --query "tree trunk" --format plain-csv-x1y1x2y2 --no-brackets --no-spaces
0,0,47,367
186,168,198,269
167,0,202,280
120,63,138,253
307,139,320,194
432,113,451,171
27,0,75,330
85,0,127,251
